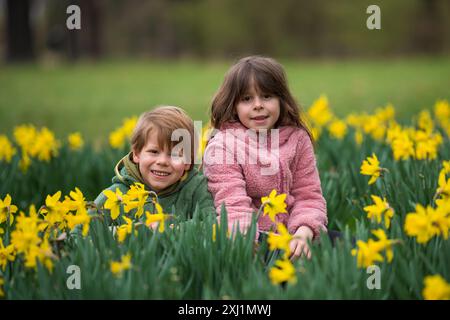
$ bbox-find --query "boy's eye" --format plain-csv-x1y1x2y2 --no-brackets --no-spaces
148,149,158,154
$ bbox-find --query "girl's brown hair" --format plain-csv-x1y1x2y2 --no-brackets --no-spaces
131,106,196,170
210,56,312,139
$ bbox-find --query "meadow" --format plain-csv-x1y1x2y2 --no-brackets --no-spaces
1,57,449,143
0,58,449,299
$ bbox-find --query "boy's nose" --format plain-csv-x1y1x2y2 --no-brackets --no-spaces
156,154,170,165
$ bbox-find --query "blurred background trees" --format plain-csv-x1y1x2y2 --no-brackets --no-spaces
0,0,449,63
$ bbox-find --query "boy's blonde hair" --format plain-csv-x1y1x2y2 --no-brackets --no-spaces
131,106,196,170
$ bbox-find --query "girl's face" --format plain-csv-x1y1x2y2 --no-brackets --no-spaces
133,133,190,191
236,84,280,131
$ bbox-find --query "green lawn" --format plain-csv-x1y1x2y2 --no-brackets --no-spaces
0,57,449,144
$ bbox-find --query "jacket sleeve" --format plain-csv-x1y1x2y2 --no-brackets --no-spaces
288,131,328,239
202,138,258,239
191,174,218,219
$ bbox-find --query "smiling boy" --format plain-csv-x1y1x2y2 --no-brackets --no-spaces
94,106,215,223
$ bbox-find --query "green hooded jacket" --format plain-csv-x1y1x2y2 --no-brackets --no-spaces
93,153,216,223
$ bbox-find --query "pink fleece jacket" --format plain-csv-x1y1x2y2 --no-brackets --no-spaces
202,121,327,240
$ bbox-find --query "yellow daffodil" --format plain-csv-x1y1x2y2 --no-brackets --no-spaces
328,119,347,140
363,195,394,229
417,110,434,133
0,194,18,226
434,100,449,124
442,160,450,175
360,153,382,185
109,129,126,149
103,188,124,220
310,126,322,141
40,191,68,229
110,253,132,276
0,135,16,163
199,122,213,158
116,216,134,243
122,183,149,219
109,117,137,149
269,258,297,285
351,229,399,268
0,238,16,271
23,235,54,272
371,229,397,262
13,124,37,152
30,127,60,162
65,207,91,237
404,204,442,244
423,275,450,300
145,203,171,233
67,132,84,150
0,277,4,298
267,223,292,258
351,239,384,268
354,130,363,146
391,132,415,161
261,190,287,222
307,95,333,127
436,171,450,200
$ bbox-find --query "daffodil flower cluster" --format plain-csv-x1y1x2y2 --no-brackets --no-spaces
103,183,172,242
0,126,87,172
10,206,55,272
267,223,297,285
404,161,450,244
259,189,298,285
109,116,137,149
39,188,91,237
306,95,348,140
13,125,60,172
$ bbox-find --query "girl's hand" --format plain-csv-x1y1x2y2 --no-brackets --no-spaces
289,226,314,260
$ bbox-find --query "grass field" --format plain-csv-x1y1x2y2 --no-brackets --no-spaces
1,57,449,143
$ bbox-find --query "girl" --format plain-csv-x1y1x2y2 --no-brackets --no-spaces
202,56,327,260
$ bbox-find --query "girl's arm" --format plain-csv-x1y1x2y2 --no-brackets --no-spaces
288,131,328,239
202,138,259,239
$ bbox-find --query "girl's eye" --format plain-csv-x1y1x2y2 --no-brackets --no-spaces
263,94,272,100
148,149,158,154
242,96,252,102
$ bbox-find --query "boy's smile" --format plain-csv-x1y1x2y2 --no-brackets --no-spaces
132,133,190,192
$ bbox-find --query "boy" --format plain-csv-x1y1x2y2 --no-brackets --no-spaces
94,106,215,224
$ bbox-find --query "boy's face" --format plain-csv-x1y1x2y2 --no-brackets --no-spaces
133,133,190,192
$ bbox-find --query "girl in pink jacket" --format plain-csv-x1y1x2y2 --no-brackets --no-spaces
203,56,328,260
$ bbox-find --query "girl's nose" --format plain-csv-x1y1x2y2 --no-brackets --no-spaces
253,96,263,109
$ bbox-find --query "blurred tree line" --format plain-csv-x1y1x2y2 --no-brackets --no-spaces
1,0,449,62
